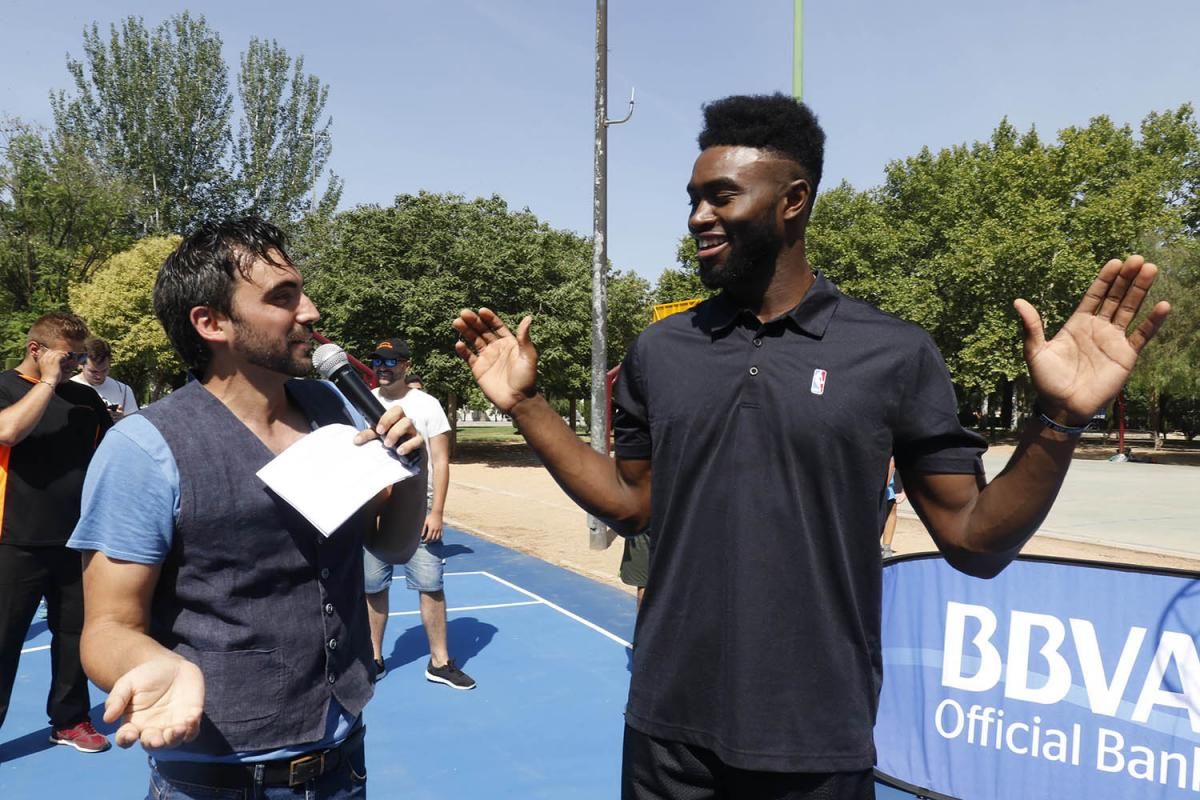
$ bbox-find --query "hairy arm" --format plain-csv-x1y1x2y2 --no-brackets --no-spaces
80,552,204,748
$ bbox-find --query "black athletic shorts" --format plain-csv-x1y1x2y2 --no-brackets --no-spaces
621,724,875,800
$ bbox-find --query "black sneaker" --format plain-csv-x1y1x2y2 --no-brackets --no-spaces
374,658,387,680
425,659,476,690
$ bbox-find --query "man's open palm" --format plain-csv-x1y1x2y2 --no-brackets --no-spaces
104,657,205,750
453,308,538,413
1016,255,1170,421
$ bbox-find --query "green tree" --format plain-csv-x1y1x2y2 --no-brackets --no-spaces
51,13,338,233
651,236,714,305
809,108,1200,429
0,119,135,364
1125,240,1200,443
69,235,183,401
303,193,593,429
52,13,233,233
235,38,342,221
606,269,652,367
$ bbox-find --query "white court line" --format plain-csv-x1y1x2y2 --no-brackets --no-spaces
21,571,633,654
398,569,633,648
387,600,541,617
473,570,632,649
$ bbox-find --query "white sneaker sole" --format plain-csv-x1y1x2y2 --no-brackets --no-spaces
49,735,111,753
425,669,476,690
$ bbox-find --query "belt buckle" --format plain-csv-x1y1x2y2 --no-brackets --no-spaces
288,752,325,786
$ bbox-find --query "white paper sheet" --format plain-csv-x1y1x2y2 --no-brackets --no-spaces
256,423,418,536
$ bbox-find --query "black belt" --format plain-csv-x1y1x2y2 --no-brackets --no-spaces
154,725,365,789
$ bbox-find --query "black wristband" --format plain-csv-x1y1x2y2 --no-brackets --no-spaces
1032,401,1091,435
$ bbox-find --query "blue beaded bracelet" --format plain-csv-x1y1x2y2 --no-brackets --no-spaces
1032,401,1092,435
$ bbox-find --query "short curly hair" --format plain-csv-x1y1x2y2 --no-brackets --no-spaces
697,93,825,194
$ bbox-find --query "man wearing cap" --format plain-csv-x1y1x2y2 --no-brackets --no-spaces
364,337,475,690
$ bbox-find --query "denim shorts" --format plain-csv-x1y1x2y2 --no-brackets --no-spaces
363,541,445,594
146,731,367,799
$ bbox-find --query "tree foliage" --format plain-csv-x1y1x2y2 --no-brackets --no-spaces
69,235,183,400
808,107,1200,423
0,119,135,364
303,193,595,409
235,38,342,222
51,13,337,234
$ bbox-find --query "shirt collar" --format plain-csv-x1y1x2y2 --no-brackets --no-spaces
704,272,841,339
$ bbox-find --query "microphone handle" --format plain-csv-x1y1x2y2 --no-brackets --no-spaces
331,365,387,427
330,367,420,469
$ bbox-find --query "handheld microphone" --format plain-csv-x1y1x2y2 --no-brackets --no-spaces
313,342,386,426
312,342,420,468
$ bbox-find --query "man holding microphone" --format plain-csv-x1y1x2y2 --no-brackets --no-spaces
69,218,426,797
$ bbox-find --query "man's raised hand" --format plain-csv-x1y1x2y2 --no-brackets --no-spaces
1015,255,1171,424
453,308,538,413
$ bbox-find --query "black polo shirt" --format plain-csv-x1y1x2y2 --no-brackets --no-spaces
613,273,985,772
0,369,112,547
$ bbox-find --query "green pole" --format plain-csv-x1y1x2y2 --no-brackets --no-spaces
792,0,803,100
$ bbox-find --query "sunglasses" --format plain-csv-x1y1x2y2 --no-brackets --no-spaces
371,357,402,368
36,342,87,364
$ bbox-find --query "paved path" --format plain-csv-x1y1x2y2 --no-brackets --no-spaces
980,451,1197,557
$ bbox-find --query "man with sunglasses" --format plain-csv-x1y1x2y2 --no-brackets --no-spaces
363,338,475,690
0,311,113,753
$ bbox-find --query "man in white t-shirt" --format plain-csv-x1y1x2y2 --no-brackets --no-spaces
363,337,475,690
70,338,138,422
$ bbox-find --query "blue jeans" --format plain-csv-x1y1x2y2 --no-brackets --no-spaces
146,742,368,799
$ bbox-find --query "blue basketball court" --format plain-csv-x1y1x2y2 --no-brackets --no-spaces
1,528,918,798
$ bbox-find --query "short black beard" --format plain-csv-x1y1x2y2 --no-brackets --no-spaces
231,319,312,377
697,215,781,291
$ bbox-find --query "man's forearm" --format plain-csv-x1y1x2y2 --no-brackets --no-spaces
0,381,54,446
961,419,1079,569
430,437,450,514
510,393,648,532
81,621,181,692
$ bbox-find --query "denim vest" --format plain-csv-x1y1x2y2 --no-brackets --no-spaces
140,380,373,754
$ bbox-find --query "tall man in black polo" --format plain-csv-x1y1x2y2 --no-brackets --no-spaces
0,311,113,753
453,93,1171,800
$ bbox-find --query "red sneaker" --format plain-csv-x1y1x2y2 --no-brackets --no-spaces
49,720,111,753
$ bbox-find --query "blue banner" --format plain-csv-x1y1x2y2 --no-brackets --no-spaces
876,555,1200,800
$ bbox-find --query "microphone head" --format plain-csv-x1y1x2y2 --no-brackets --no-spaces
312,342,350,380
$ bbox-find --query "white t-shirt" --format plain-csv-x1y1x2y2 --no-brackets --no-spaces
372,387,450,496
71,374,138,412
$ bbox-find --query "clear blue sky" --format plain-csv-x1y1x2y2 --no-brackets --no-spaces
3,0,1198,281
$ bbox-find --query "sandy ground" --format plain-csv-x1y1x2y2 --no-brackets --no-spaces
444,442,1200,596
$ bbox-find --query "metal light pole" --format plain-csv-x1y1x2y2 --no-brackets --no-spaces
588,0,634,549
793,0,804,100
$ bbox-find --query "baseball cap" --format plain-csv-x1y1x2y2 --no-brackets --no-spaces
370,337,411,360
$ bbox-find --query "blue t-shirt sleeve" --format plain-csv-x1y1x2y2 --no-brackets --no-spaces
68,415,179,564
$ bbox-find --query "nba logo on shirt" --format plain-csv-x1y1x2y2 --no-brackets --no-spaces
810,369,827,395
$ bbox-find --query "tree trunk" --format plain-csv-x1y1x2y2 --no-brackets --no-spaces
446,390,459,457
1154,391,1167,450
569,397,578,431
1000,377,1014,431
